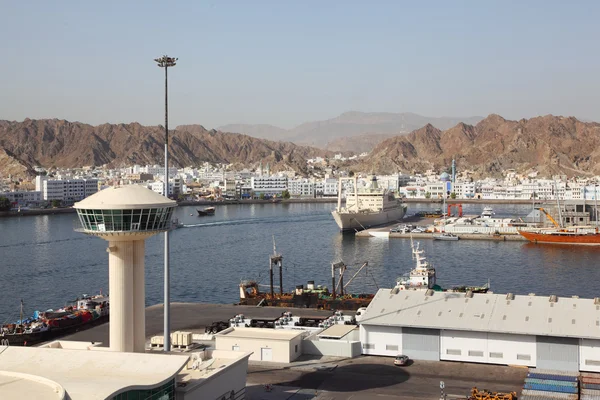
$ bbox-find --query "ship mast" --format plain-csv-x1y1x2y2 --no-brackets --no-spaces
19,299,24,328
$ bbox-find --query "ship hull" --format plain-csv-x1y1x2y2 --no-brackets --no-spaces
0,314,109,346
332,207,406,232
240,294,373,311
519,230,600,245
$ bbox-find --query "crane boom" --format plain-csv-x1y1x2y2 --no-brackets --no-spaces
538,207,560,228
343,262,369,289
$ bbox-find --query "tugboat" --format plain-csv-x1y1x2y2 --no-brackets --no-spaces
196,207,215,216
395,238,489,293
0,294,109,346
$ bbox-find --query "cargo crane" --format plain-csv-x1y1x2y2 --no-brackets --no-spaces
537,207,561,228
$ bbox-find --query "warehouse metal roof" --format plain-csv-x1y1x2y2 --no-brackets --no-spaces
360,289,600,339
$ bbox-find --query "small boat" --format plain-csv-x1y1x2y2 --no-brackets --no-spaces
1,294,109,346
433,233,459,241
197,207,215,216
481,206,495,218
171,218,184,229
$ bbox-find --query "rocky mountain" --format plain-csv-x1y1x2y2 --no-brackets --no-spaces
0,119,333,177
216,112,484,148
324,133,396,153
358,115,600,177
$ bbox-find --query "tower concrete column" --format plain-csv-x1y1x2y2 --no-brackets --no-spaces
132,240,146,353
108,240,134,352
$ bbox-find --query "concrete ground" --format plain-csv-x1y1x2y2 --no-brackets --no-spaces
245,355,527,400
60,303,334,346
58,303,527,399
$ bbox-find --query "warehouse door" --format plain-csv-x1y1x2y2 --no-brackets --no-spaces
580,339,600,372
536,336,578,371
261,347,273,361
403,328,440,361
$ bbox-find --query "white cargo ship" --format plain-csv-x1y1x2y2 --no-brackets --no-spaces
332,176,406,232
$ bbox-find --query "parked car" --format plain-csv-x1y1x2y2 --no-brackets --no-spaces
394,355,410,366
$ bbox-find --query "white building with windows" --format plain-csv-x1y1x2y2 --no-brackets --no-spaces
0,190,43,206
323,178,338,197
149,178,182,197
36,177,99,202
250,176,288,197
288,179,315,197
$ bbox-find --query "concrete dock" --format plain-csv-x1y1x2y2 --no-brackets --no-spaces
356,229,527,241
61,302,334,345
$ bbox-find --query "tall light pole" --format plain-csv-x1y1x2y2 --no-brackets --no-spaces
154,55,177,351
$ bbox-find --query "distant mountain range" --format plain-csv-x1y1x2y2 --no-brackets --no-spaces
2,113,600,180
356,114,600,177
216,111,484,152
0,119,332,178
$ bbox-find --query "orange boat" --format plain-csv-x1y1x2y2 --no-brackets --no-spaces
518,229,600,245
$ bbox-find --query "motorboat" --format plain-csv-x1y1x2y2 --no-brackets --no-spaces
433,233,459,241
197,207,215,216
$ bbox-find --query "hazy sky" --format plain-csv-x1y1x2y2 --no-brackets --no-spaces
2,1,599,129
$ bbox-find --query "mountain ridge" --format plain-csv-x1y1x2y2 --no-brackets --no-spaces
0,119,333,178
357,114,600,178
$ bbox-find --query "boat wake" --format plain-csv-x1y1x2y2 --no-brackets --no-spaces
0,236,89,249
180,213,329,229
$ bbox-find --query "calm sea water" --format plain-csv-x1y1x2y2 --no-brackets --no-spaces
1,202,599,323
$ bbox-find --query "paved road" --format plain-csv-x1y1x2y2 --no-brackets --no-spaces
246,356,527,400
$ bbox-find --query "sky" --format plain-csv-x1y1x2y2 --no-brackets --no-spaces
2,1,599,129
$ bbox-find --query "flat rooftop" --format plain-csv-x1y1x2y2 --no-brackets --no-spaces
0,345,189,399
317,324,358,339
0,371,65,399
218,327,304,340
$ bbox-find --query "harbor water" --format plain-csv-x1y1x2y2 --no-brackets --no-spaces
1,202,599,323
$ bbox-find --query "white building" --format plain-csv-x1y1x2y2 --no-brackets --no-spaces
139,164,178,177
0,190,43,206
323,178,338,197
37,177,99,202
288,178,315,197
360,289,600,372
250,176,288,197
216,327,304,363
149,177,182,197
0,341,251,400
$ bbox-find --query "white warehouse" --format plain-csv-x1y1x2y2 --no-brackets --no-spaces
359,289,600,372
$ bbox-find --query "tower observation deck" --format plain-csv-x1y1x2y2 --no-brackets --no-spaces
74,185,176,352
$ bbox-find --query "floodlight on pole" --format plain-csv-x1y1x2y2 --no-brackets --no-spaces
154,54,177,352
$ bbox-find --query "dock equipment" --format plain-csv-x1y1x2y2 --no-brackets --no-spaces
469,387,517,400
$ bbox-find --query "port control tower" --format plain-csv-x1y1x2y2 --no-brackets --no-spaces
74,185,176,352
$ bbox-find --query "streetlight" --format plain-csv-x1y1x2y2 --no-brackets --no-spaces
154,55,177,352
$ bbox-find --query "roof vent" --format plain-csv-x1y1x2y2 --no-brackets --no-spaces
425,289,434,296
465,290,474,298
549,295,558,303
506,293,515,300
595,297,600,305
